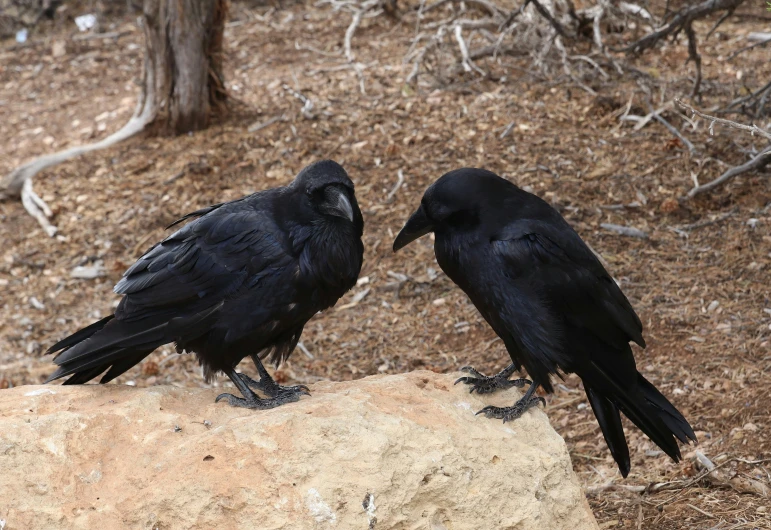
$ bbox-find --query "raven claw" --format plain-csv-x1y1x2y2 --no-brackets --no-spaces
238,373,310,398
215,388,308,409
475,396,546,423
454,364,530,394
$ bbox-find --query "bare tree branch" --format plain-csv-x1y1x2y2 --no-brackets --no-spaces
625,0,744,55
644,100,695,153
683,147,771,199
676,98,771,141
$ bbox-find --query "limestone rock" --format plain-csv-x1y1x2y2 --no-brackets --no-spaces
0,371,597,529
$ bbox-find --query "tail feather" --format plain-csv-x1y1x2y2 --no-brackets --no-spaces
99,350,155,384
582,359,696,476
51,320,169,367
585,387,630,477
47,315,114,354
62,365,111,385
46,302,224,385
637,374,697,445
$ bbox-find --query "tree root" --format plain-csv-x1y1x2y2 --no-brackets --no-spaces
0,102,155,236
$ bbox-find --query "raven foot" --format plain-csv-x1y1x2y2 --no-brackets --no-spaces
238,373,310,399
214,386,309,409
216,368,310,409
475,394,546,423
454,364,529,394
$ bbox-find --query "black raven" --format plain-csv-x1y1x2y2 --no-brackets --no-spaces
393,168,695,476
46,160,364,409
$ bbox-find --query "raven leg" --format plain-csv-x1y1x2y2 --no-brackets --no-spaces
454,363,531,394
215,365,309,409
475,382,546,423
239,353,311,398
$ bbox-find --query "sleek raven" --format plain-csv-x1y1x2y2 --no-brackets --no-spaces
47,160,364,409
393,168,695,476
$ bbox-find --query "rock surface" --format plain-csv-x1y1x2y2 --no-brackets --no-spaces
0,371,597,530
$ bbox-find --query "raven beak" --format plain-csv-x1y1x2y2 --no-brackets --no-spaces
323,186,354,222
393,204,434,251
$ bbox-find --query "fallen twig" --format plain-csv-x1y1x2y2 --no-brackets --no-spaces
683,147,771,199
645,100,695,153
600,223,649,239
282,84,315,119
676,98,771,142
72,30,131,42
727,35,771,61
247,114,285,133
385,170,405,203
672,208,736,232
499,121,516,139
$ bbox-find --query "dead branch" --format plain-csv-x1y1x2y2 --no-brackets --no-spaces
385,169,405,202
529,0,569,38
644,100,695,153
453,24,485,75
692,451,769,497
316,0,380,94
669,208,736,237
282,84,316,119
684,148,771,199
600,223,649,239
676,98,771,141
673,99,771,198
625,0,744,56
724,79,771,119
624,0,745,97
423,0,506,19
344,0,380,62
404,0,593,86
20,179,57,237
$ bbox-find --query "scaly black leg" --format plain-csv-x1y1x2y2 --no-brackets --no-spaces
454,363,531,394
241,353,310,398
215,365,308,409
475,382,546,423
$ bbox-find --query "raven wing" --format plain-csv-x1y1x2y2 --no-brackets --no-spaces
48,199,295,380
480,218,644,387
492,218,644,348
115,199,293,322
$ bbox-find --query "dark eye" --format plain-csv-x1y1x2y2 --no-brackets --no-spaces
444,209,478,229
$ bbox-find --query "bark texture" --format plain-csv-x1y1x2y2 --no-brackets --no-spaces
140,0,227,135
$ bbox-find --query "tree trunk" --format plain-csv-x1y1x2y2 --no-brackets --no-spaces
140,0,228,135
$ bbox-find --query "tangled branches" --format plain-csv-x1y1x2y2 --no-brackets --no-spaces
317,0,753,100
624,0,745,99
404,0,595,87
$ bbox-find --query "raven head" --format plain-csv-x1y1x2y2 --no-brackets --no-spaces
294,160,361,225
394,168,508,251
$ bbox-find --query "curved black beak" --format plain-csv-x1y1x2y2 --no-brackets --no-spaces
393,204,434,252
321,185,354,222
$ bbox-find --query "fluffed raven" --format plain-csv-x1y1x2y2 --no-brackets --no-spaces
393,168,695,476
46,160,364,409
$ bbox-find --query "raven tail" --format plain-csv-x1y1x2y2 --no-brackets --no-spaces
583,362,697,477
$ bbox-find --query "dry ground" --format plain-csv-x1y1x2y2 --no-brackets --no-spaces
1,1,770,528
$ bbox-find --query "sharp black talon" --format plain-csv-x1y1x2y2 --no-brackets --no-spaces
239,372,311,398
214,391,306,409
459,365,485,378
219,367,310,409
454,363,527,395
215,392,233,403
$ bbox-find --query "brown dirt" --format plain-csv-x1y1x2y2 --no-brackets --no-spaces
1,1,770,528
